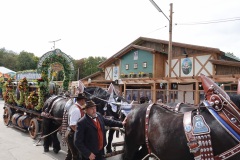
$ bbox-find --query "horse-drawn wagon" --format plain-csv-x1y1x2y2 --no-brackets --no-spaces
2,70,52,139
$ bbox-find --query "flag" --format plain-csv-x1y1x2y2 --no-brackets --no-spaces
107,83,118,95
77,80,85,94
108,92,117,112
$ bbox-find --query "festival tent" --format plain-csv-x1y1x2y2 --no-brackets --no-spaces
0,66,16,78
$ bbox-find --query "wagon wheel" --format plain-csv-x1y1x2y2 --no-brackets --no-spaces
3,107,12,126
28,118,39,139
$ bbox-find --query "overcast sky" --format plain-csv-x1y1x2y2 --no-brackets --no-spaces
1,0,240,60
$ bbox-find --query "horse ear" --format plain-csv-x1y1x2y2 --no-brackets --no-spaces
237,79,240,95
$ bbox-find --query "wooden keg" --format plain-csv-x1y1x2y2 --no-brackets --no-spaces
17,115,31,129
11,113,22,126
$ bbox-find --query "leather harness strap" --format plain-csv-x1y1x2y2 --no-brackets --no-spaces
215,143,240,160
175,102,183,112
184,110,240,160
208,94,240,135
145,103,154,154
184,111,215,160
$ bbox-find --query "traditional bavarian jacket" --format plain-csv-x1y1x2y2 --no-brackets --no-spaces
74,112,123,159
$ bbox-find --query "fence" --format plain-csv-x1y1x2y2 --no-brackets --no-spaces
125,89,237,104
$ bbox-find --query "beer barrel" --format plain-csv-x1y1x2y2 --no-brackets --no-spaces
17,115,31,129
11,113,22,126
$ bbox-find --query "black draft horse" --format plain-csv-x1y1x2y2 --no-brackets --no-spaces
121,95,240,160
42,86,126,153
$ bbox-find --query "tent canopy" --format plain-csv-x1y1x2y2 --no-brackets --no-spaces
0,66,16,78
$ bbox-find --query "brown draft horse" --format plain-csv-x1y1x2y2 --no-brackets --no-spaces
122,76,240,160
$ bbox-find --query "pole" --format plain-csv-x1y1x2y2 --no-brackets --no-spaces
168,3,173,78
167,3,173,103
149,1,173,103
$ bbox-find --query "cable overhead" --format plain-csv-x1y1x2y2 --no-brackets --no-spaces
177,17,240,25
146,26,167,35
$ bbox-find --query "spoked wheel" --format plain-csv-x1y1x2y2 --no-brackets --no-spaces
3,107,12,126
28,118,39,139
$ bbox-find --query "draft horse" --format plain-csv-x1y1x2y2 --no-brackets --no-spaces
122,75,240,160
41,86,125,153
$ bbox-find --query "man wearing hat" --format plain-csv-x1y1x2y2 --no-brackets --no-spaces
65,93,87,160
74,100,126,160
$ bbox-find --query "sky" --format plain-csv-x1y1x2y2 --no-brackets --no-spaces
1,0,240,60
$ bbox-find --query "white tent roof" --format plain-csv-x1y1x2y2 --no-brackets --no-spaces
0,66,16,74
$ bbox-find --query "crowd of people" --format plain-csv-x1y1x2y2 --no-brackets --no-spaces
65,93,126,160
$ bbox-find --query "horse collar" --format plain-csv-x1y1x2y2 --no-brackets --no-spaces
184,111,214,160
144,103,160,160
183,111,240,160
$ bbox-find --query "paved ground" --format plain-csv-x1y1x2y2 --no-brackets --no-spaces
0,99,124,160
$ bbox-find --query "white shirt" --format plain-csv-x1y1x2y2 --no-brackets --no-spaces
68,103,83,126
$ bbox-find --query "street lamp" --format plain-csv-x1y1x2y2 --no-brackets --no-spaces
149,0,173,103
149,0,173,78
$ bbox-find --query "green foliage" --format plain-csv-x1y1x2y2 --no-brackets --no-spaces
0,48,18,71
17,51,38,71
75,56,106,79
38,52,74,91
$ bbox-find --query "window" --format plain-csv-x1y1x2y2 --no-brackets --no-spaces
134,63,138,69
143,62,147,68
125,64,129,70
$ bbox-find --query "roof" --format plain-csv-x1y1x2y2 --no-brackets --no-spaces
0,66,16,74
209,59,240,67
223,52,240,61
98,36,222,68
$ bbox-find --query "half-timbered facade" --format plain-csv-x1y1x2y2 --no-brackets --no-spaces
81,37,240,105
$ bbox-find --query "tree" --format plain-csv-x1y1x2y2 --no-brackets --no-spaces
0,48,18,71
16,51,38,71
75,56,107,80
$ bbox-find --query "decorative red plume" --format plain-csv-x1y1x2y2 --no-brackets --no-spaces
200,73,230,101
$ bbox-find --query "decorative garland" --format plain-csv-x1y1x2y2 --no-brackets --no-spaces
3,78,14,104
11,77,29,106
35,78,46,110
38,52,74,91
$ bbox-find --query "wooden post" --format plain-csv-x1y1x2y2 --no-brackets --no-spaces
167,3,173,103
123,82,126,99
152,82,156,103
195,81,200,105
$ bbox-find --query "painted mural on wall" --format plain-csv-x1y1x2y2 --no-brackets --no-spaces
181,58,192,75
112,66,119,81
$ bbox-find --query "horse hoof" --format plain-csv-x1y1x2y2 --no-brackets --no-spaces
53,148,60,154
44,148,49,152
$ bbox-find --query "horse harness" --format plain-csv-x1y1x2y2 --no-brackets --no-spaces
144,100,240,160
143,103,160,160
41,96,67,120
183,84,240,160
144,102,189,160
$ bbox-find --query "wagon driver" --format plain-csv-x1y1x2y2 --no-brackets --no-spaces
74,100,127,160
65,93,87,160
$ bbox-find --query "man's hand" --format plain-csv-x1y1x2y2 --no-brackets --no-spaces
89,153,96,160
122,116,127,126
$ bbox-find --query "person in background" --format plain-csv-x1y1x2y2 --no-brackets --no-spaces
74,100,126,160
65,93,87,160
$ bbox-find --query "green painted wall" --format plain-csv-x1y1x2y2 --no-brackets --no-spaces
120,49,153,75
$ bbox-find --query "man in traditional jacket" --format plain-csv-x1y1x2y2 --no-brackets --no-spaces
74,100,126,160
